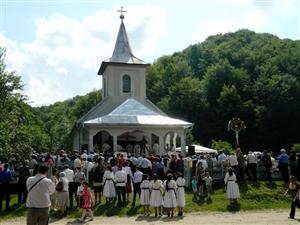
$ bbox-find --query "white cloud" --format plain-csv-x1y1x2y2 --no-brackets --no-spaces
1,5,167,106
193,21,240,43
192,0,271,43
57,67,68,75
246,8,267,28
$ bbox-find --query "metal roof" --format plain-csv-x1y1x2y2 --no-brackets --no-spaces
84,98,193,128
98,20,147,75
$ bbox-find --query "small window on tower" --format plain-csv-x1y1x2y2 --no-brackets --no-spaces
123,74,131,93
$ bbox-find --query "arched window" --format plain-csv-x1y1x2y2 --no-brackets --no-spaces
122,74,131,93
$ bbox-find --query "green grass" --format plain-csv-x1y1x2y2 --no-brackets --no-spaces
0,181,292,221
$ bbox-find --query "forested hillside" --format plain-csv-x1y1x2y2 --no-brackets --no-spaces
37,90,102,151
1,29,300,160
0,49,50,161
146,29,300,152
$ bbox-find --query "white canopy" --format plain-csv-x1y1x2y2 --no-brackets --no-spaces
176,144,218,154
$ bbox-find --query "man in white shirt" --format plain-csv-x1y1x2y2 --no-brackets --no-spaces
246,151,258,181
132,167,143,207
218,151,227,162
130,156,138,167
63,165,75,208
140,155,152,176
81,150,88,160
227,152,240,179
114,165,127,206
26,165,55,225
73,157,82,169
218,151,227,177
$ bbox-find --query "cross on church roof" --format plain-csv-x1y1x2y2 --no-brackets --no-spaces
117,6,127,20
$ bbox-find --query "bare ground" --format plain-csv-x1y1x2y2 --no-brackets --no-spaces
2,209,299,225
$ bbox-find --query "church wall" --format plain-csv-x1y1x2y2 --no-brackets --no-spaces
103,65,146,99
73,130,79,150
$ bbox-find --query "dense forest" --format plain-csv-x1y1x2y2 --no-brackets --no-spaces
1,29,300,160
147,29,300,153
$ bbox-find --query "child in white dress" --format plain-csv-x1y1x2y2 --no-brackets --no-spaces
176,172,185,216
150,174,164,217
224,167,240,204
140,174,150,216
163,174,177,217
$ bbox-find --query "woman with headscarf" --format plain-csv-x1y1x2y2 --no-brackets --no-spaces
56,172,69,216
224,167,240,204
103,165,116,204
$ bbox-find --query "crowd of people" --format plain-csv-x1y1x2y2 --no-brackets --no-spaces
0,147,300,223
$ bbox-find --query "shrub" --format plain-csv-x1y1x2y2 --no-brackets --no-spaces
210,139,234,155
292,143,300,153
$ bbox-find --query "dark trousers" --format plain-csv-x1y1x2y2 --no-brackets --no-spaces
68,182,78,208
290,166,298,179
0,183,10,211
27,207,49,225
116,186,126,206
245,166,251,180
17,182,28,204
232,165,240,181
249,163,257,181
141,168,151,177
132,182,141,206
237,166,245,181
264,166,272,182
279,163,289,184
289,199,300,218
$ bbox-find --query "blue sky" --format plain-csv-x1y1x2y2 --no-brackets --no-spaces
0,0,299,106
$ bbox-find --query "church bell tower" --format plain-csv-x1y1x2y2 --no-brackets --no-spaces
98,7,148,101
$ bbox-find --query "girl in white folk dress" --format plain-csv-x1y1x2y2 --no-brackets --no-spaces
163,174,177,217
103,165,116,204
150,174,164,217
140,174,150,216
176,172,185,216
224,167,240,204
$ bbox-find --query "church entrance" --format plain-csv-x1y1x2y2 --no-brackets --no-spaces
164,131,178,152
93,130,112,153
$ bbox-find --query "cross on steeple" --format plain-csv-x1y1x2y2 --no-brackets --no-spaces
117,6,127,20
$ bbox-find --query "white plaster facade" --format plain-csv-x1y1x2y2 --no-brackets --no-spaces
73,17,192,156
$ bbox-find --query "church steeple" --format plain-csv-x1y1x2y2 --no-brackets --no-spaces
110,20,134,63
98,7,146,75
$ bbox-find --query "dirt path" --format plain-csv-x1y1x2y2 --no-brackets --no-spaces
2,209,299,225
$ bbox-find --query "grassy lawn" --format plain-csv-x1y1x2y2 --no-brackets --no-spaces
0,181,292,221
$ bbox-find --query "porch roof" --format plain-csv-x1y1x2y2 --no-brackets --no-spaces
84,98,193,128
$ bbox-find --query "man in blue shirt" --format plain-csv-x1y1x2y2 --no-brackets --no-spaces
277,149,289,184
0,163,12,212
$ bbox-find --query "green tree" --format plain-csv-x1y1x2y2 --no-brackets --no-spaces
210,139,234,155
0,48,50,161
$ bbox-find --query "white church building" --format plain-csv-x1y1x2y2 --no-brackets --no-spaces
73,11,193,156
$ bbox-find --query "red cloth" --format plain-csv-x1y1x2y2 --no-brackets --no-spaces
81,187,92,209
148,155,156,163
